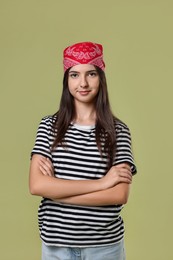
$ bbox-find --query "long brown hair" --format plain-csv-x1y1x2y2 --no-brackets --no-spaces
52,66,118,169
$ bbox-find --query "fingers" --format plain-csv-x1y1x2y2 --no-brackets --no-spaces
118,168,132,184
112,165,132,184
116,163,131,171
39,157,54,177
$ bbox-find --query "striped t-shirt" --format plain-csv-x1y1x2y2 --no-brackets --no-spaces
31,115,137,247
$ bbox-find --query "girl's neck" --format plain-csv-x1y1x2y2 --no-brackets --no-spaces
73,102,96,126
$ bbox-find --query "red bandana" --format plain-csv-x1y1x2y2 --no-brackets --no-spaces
63,42,105,71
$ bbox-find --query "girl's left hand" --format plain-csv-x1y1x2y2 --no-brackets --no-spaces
39,157,54,177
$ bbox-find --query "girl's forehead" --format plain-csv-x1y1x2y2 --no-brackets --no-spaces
69,64,96,72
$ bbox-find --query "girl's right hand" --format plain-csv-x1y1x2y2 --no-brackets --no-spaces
100,163,132,189
39,157,55,177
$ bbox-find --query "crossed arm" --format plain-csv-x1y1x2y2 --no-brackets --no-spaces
29,154,133,206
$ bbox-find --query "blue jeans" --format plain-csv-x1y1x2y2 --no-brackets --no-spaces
42,240,126,260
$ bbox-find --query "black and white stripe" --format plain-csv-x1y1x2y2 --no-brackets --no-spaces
32,116,136,247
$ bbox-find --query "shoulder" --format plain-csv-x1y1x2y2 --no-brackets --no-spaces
39,115,56,127
114,119,131,135
114,119,132,144
36,115,57,134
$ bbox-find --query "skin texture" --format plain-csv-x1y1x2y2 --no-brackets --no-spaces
68,64,100,106
29,155,132,204
29,64,133,205
32,155,132,206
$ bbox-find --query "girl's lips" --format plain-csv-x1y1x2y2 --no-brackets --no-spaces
78,91,90,95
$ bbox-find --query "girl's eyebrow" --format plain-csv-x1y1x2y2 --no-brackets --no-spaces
87,70,97,73
69,70,78,73
69,69,97,73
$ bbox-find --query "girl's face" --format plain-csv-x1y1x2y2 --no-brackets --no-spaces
68,64,100,105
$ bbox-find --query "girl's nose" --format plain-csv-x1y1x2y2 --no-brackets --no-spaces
80,76,88,88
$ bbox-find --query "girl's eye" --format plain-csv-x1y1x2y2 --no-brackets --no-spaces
69,73,79,78
88,72,97,77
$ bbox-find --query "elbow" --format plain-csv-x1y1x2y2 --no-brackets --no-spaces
119,188,130,204
29,188,36,196
29,185,37,196
29,180,55,199
29,174,45,196
112,184,130,205
121,194,129,204
109,195,129,206
114,194,129,205
29,182,40,196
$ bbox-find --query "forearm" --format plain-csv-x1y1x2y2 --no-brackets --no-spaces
29,173,105,199
54,183,131,206
29,155,132,200
29,155,105,199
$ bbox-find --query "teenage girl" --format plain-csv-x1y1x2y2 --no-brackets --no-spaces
29,41,137,260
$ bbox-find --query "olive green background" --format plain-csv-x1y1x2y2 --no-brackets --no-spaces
1,0,172,259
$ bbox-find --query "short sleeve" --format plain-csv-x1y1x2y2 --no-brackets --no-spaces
114,123,137,175
31,116,53,161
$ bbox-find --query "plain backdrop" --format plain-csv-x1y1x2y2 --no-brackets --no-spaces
0,0,173,259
